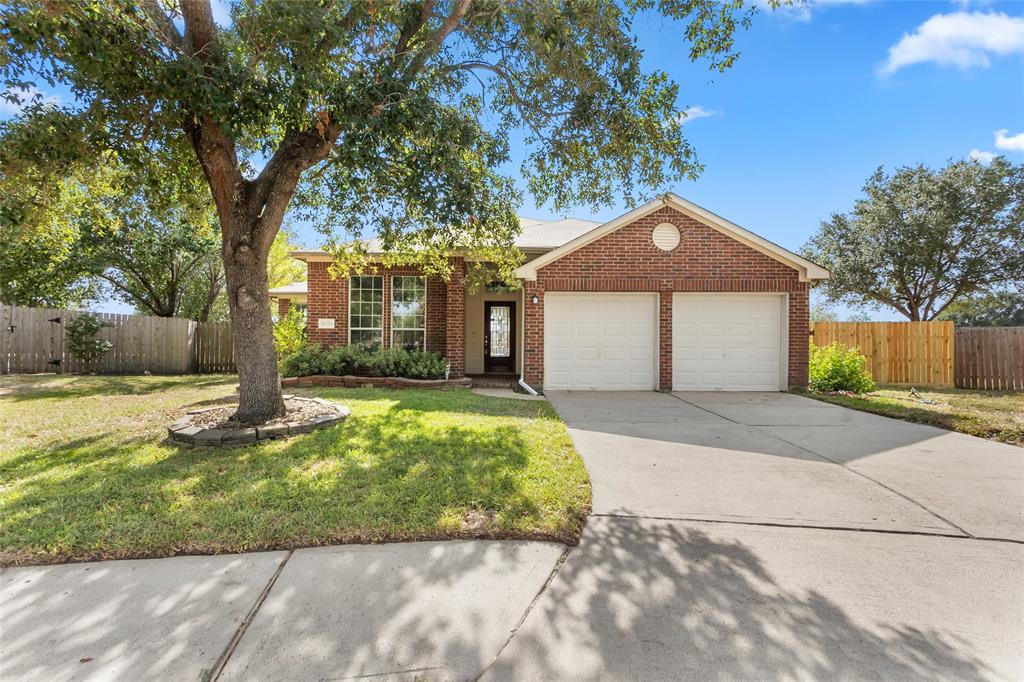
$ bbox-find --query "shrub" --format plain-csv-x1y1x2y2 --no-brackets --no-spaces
279,345,448,380
65,313,113,373
808,342,876,394
273,306,306,360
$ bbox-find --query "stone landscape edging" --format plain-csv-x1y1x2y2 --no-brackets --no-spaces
167,395,351,446
281,375,473,389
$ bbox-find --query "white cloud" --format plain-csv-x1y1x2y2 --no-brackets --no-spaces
994,129,1024,151
879,11,1024,75
678,105,719,124
760,0,874,23
0,85,60,115
969,149,996,163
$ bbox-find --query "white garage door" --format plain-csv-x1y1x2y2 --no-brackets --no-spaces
673,294,785,391
545,293,657,390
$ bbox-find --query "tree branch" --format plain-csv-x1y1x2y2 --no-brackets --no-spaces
138,0,185,52
405,0,473,76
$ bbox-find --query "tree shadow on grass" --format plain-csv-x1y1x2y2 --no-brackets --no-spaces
0,394,586,565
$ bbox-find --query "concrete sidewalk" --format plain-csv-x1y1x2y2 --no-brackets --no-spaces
0,542,564,682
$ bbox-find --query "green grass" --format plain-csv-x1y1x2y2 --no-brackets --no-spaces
0,375,591,566
805,385,1024,446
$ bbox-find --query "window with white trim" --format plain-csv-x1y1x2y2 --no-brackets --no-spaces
391,276,426,350
349,276,383,349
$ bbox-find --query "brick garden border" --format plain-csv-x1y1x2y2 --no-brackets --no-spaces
281,375,473,389
168,395,351,446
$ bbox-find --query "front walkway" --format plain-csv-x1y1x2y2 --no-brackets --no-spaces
2,392,1022,680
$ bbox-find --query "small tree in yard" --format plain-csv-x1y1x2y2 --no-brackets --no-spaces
2,0,769,422
65,314,113,374
803,158,1024,322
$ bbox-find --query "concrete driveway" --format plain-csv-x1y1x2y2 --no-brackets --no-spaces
480,391,1024,681
546,391,1023,541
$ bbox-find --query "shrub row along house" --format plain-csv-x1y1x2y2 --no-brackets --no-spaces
270,193,829,392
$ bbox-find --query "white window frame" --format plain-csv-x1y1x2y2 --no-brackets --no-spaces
390,275,427,350
348,275,384,348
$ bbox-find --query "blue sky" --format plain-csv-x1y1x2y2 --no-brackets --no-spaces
509,0,1024,319
4,0,1022,318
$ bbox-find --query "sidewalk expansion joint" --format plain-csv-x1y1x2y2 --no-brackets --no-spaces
474,545,573,681
204,549,294,682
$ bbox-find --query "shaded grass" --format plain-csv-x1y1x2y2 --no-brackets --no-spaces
805,384,1023,446
0,375,591,566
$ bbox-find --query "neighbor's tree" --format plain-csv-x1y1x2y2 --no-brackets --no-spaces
2,0,767,421
938,289,1024,327
81,151,223,318
803,158,1024,321
0,162,105,307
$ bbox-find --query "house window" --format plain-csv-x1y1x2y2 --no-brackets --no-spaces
349,276,383,349
391,276,426,350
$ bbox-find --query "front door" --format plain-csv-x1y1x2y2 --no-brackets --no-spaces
484,302,516,373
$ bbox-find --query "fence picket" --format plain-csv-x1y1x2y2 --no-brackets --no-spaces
954,327,1024,390
812,321,958,387
0,304,236,375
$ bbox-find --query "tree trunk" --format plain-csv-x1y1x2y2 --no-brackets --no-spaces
222,213,286,424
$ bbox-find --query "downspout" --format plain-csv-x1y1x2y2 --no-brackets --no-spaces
518,286,539,396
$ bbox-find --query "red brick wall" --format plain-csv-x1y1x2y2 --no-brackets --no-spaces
276,298,291,319
445,258,466,377
522,206,810,389
305,261,452,358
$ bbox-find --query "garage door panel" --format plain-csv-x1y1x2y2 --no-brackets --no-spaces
673,294,784,391
544,294,656,391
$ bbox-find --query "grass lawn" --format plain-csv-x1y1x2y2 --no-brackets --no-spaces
0,375,591,566
806,385,1024,446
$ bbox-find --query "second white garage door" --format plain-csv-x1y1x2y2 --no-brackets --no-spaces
545,293,657,390
673,294,786,391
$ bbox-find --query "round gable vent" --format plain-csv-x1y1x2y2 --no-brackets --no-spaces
652,222,681,251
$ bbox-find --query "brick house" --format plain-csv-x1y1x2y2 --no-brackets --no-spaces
270,193,829,392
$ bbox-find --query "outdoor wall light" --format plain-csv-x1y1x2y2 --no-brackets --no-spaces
531,294,539,304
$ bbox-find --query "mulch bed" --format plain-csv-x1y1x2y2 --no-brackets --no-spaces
190,397,339,429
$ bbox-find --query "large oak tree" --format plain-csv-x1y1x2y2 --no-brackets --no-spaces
803,159,1024,322
2,0,765,422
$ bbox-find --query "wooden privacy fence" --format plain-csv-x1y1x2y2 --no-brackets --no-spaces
954,327,1024,390
812,321,955,386
0,304,235,375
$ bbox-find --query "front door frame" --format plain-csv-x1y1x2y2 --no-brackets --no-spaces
484,301,516,373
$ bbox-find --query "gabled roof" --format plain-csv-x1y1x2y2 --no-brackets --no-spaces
515,193,830,282
515,217,602,249
290,216,601,262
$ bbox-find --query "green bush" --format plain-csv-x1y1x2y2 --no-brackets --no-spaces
280,344,448,380
808,342,876,393
273,306,307,360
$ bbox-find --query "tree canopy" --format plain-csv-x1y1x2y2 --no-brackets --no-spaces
803,158,1024,321
2,0,769,421
938,289,1024,327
